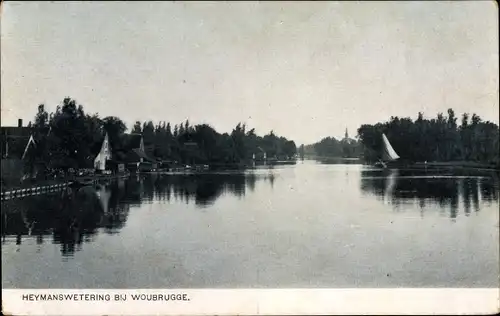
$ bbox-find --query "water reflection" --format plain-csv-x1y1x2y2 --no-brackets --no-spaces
132,172,275,206
1,172,274,258
1,183,129,258
360,168,500,218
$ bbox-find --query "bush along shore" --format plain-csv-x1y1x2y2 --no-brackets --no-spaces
1,97,298,189
356,109,499,168
302,109,499,170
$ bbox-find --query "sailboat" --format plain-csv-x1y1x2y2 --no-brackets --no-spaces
375,133,400,168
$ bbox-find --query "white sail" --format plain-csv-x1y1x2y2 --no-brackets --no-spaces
381,133,400,161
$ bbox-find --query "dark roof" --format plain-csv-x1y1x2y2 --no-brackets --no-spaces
1,126,50,153
122,148,155,163
1,126,52,138
119,133,156,163
1,135,36,159
1,126,32,137
124,133,143,150
132,148,155,162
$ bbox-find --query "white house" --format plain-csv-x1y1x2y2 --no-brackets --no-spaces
94,133,112,171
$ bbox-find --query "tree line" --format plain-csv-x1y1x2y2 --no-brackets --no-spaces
302,136,363,159
357,109,500,166
26,97,297,171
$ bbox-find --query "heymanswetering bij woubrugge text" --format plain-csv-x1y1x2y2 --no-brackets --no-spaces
21,293,191,302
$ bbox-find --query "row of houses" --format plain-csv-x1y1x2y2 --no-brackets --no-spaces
1,119,161,183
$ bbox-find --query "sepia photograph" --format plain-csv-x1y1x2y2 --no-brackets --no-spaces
1,1,499,315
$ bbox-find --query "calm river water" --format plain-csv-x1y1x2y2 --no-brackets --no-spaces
2,161,499,288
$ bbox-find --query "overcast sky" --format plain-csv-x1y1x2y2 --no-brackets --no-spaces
1,1,498,145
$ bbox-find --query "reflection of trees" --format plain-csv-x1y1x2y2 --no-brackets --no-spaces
143,172,271,207
1,172,275,258
1,180,130,258
480,177,499,203
122,176,144,206
360,169,499,218
359,170,388,197
462,178,476,216
246,173,257,192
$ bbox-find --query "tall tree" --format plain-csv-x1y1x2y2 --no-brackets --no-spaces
132,121,142,134
142,121,155,156
47,97,102,170
34,104,49,131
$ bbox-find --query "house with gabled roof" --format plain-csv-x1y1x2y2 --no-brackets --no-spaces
94,132,112,172
1,119,43,186
122,133,157,172
1,120,33,158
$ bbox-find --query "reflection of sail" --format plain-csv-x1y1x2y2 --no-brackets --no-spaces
268,172,275,188
381,134,400,161
384,169,398,203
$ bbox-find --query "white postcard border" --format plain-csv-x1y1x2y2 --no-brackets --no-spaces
2,288,499,315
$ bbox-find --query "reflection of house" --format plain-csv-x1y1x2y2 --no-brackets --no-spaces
94,133,112,172
96,184,111,214
122,133,157,172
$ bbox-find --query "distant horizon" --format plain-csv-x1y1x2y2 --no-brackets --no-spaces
2,1,498,145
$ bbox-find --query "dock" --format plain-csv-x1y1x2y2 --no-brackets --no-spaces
1,182,71,201
1,173,130,201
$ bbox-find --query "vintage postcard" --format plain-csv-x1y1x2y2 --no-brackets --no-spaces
1,1,499,315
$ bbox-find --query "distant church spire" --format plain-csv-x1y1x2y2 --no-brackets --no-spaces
345,128,349,139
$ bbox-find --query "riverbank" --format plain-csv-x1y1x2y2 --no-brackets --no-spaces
362,159,499,170
382,161,499,172
153,160,297,172
143,169,251,176
413,161,499,170
305,155,361,161
1,172,130,201
373,161,500,177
